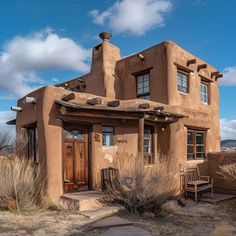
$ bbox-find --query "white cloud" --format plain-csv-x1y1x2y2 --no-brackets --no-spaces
89,0,172,36
220,119,236,140
221,66,236,86
0,28,91,98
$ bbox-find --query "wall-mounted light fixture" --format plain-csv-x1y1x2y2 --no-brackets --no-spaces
161,126,166,132
137,53,145,60
11,106,22,112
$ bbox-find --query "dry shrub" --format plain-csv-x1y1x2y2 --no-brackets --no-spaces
218,163,236,183
103,153,179,215
0,155,46,211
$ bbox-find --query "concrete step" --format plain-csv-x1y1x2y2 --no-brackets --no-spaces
59,191,105,211
80,205,121,219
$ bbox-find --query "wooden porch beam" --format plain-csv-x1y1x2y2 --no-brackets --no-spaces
62,93,75,102
197,64,207,72
186,59,196,67
87,97,102,105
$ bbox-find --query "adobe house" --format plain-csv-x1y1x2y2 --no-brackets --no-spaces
8,32,223,201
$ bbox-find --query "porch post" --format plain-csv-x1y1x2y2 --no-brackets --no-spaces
138,117,144,159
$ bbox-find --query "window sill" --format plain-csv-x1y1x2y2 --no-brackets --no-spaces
178,91,189,95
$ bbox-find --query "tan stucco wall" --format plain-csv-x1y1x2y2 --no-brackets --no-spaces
198,152,236,194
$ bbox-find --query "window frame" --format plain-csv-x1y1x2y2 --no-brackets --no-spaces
177,70,189,94
143,125,155,165
200,81,209,105
102,126,114,146
136,72,150,100
27,125,39,163
187,128,206,160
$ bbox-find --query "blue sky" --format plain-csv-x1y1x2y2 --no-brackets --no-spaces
0,0,236,139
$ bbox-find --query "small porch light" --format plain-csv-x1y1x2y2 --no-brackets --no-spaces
161,126,166,132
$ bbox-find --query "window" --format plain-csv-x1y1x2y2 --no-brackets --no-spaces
187,129,206,160
27,126,39,163
102,126,114,146
136,73,150,99
177,71,189,93
144,125,154,165
201,82,209,104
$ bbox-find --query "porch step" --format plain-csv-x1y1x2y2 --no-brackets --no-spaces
59,191,105,211
80,205,121,219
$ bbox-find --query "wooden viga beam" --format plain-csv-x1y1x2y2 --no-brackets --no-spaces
138,103,150,109
87,97,102,105
197,64,208,72
62,93,75,102
107,99,120,107
211,71,223,79
186,59,196,67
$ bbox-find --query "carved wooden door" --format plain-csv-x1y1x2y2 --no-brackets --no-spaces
63,125,88,193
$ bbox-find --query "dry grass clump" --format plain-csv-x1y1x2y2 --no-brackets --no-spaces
103,153,179,215
0,155,46,211
218,163,236,183
211,223,236,236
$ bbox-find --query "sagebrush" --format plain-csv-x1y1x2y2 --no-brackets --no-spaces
0,155,46,211
218,163,236,183
102,153,179,215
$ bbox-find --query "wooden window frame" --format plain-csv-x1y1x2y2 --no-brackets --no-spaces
187,128,206,160
144,125,154,165
200,81,209,105
102,126,114,146
27,126,39,163
177,70,189,94
136,72,150,100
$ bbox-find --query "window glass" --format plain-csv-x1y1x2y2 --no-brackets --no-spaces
187,128,206,160
136,73,150,99
201,83,208,104
177,71,188,93
102,126,114,146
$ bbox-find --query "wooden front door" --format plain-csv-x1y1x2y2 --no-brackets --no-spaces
63,124,89,193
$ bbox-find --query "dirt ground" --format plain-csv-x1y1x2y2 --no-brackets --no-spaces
0,199,235,236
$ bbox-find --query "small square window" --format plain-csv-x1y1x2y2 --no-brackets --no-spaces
102,126,114,146
177,71,189,93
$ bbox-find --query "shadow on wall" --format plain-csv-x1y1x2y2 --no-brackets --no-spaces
198,152,236,194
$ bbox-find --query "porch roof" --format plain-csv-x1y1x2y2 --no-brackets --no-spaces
55,100,186,123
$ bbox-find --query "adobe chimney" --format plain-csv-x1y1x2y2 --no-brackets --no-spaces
86,32,121,98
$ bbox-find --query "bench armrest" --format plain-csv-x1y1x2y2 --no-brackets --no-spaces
199,176,210,182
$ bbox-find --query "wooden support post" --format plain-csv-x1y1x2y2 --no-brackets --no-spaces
87,97,102,105
107,100,120,107
138,117,144,160
62,93,75,102
138,103,150,109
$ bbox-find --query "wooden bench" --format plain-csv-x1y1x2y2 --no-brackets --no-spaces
183,167,213,202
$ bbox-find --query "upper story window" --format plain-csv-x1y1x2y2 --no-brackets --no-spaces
187,128,206,160
177,71,189,93
200,82,209,104
136,73,150,100
102,126,114,146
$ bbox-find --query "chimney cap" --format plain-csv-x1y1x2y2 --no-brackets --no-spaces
99,32,112,41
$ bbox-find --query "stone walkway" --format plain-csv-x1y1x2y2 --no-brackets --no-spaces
91,216,151,236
